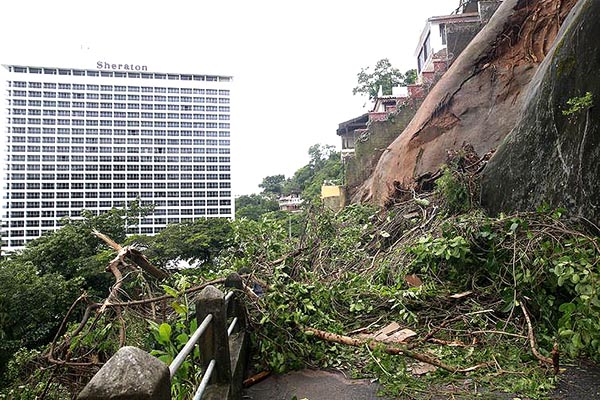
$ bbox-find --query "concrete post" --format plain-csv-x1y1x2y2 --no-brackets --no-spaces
197,285,231,386
225,273,246,332
78,346,170,400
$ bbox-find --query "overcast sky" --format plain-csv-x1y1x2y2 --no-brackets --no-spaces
0,0,456,195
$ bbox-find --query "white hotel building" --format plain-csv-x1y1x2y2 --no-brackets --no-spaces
1,62,233,252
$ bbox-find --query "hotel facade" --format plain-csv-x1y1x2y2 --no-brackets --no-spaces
1,63,233,252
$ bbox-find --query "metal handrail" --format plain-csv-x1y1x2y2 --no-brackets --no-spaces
170,289,237,399
169,313,213,378
227,317,238,337
192,359,216,400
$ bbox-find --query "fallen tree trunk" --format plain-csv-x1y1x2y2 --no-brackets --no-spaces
302,326,490,373
93,230,169,280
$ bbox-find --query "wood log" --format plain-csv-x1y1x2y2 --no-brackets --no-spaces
302,326,490,373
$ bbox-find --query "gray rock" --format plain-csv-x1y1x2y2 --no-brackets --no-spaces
481,0,600,223
78,346,171,400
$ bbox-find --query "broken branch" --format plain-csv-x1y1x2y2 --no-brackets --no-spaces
302,326,489,374
519,300,553,366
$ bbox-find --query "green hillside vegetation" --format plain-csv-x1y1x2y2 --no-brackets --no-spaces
255,144,343,201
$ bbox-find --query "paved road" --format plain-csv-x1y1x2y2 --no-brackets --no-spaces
243,369,387,400
242,359,600,399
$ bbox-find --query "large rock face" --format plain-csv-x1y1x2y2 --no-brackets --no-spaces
354,0,577,205
481,0,600,223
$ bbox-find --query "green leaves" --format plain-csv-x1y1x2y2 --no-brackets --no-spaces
562,91,593,116
435,166,471,214
352,59,414,100
136,217,233,268
157,323,172,345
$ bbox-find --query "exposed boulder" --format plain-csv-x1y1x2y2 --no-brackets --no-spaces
354,0,577,205
481,0,600,223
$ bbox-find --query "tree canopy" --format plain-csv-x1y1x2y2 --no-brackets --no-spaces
127,217,233,269
283,144,342,201
352,59,416,100
236,194,280,221
259,174,286,197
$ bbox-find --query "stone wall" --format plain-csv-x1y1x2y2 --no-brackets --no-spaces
445,21,483,65
345,101,421,199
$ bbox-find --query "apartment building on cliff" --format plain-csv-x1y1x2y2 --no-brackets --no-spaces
415,0,502,82
1,63,233,252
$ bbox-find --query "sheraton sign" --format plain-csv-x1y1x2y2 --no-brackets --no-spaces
96,61,148,71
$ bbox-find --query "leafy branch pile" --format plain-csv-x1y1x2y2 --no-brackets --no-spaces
1,162,599,399
224,190,600,397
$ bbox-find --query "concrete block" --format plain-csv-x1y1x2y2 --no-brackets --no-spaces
78,346,171,400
